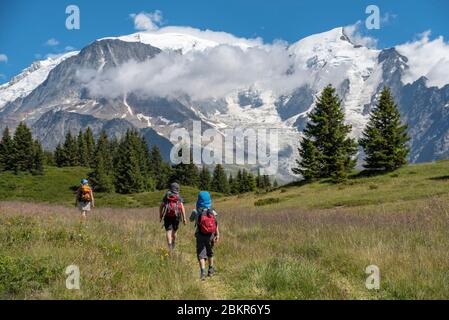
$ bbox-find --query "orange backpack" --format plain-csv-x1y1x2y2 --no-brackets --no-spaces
79,185,92,202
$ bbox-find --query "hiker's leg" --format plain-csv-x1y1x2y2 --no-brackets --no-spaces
166,230,173,249
171,230,177,249
199,258,206,269
81,210,87,219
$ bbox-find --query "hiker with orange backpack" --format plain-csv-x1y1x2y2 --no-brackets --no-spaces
75,179,95,219
190,191,220,280
160,182,186,251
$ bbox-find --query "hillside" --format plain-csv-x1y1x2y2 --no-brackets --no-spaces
1,161,449,299
0,166,209,207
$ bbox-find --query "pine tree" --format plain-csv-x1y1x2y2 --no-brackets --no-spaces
149,145,170,190
228,174,239,194
114,130,145,194
359,87,410,171
0,127,14,171
171,147,199,187
247,172,257,191
54,144,64,167
292,85,357,182
77,130,89,167
84,127,96,167
292,138,320,181
211,164,229,193
262,175,271,190
236,169,243,193
62,131,78,166
89,132,114,192
31,140,44,175
273,179,279,188
135,132,155,191
198,166,212,191
43,151,55,166
12,122,34,173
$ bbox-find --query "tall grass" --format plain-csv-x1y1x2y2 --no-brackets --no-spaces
1,195,448,299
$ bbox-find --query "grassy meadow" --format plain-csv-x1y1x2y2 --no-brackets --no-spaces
1,161,449,299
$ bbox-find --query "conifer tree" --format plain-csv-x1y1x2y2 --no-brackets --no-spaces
0,127,14,171
114,130,145,194
149,145,170,190
62,131,78,166
84,127,96,167
292,85,357,182
198,166,212,191
228,173,239,194
12,122,34,173
171,147,199,187
31,140,44,175
359,87,410,171
89,132,114,192
54,144,64,167
211,164,229,194
77,130,89,167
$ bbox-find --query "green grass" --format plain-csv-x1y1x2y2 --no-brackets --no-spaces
0,166,214,207
1,161,449,299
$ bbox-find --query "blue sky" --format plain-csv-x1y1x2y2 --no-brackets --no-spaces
0,0,448,82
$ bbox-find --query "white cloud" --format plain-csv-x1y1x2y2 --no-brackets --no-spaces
45,38,59,46
79,43,311,101
130,10,163,31
343,21,378,48
0,54,8,63
397,30,449,88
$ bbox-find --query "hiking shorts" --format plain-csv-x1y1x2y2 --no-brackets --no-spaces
196,233,215,260
164,216,180,232
78,201,91,212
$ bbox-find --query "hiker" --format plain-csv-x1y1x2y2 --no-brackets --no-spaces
75,179,94,219
190,191,220,280
160,182,186,251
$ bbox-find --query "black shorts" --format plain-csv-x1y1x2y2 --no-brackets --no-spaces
164,216,180,231
196,233,215,260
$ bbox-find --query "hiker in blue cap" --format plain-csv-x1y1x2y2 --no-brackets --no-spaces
190,191,220,280
75,178,94,220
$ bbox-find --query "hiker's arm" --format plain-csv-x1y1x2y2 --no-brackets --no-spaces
159,203,164,220
181,203,186,225
90,191,95,208
215,225,220,242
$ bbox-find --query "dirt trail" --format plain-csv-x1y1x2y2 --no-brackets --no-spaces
177,248,231,300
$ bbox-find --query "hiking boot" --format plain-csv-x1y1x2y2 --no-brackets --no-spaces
200,270,206,281
208,266,215,277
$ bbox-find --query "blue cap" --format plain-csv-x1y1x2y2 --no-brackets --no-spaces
81,179,88,185
196,191,212,210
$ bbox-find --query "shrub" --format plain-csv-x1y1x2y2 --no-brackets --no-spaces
254,197,280,206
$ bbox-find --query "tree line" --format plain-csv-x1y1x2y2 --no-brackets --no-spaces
293,85,409,182
38,128,277,194
0,123,44,175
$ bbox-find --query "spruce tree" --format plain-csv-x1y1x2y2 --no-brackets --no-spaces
84,127,96,167
246,171,257,191
198,166,212,191
236,170,243,193
12,122,34,173
77,130,89,167
211,164,229,194
149,145,170,190
62,131,78,166
292,138,320,181
31,140,44,175
114,130,145,194
273,179,279,188
0,127,14,171
292,85,357,182
171,148,199,187
89,132,114,192
54,144,64,167
228,174,239,194
359,87,410,171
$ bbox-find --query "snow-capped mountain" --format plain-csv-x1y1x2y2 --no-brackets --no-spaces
1,27,448,181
